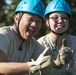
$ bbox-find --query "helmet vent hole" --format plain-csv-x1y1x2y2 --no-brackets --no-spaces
24,2,26,4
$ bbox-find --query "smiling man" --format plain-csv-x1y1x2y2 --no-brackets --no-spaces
0,0,53,75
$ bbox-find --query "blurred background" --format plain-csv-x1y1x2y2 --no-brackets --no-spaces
0,0,76,39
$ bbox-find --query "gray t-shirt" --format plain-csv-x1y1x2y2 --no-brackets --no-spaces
0,26,44,62
38,33,76,75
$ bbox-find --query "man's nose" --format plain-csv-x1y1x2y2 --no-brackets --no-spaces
31,21,37,26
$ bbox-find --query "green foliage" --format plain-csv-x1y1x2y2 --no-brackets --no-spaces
0,0,20,26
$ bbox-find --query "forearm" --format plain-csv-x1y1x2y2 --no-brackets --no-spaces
0,62,30,75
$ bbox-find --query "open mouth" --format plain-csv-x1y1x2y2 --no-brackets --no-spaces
27,27,35,35
56,24,64,29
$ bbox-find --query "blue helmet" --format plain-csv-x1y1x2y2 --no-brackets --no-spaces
45,0,71,17
15,0,45,19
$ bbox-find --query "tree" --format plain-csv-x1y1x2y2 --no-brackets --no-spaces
0,0,6,27
0,0,20,27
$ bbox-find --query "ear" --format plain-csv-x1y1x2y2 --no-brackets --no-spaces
46,19,50,27
13,14,19,24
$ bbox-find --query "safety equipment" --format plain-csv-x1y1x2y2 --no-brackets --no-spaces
15,0,45,19
45,0,71,17
27,47,53,73
56,38,72,65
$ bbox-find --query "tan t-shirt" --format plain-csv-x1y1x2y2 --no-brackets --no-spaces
38,33,76,75
0,26,44,62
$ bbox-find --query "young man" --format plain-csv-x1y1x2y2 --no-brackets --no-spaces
0,0,52,75
38,0,76,75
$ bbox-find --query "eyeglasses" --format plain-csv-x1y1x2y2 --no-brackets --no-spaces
49,16,69,23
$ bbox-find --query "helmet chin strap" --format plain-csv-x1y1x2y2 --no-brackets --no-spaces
15,12,25,51
51,30,67,36
15,12,24,39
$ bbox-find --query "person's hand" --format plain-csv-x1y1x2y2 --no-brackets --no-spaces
56,38,72,66
27,47,53,73
35,47,51,65
59,38,72,65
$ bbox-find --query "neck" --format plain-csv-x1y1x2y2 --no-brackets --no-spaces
50,32,65,50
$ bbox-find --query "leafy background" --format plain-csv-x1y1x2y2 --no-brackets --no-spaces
0,0,76,39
